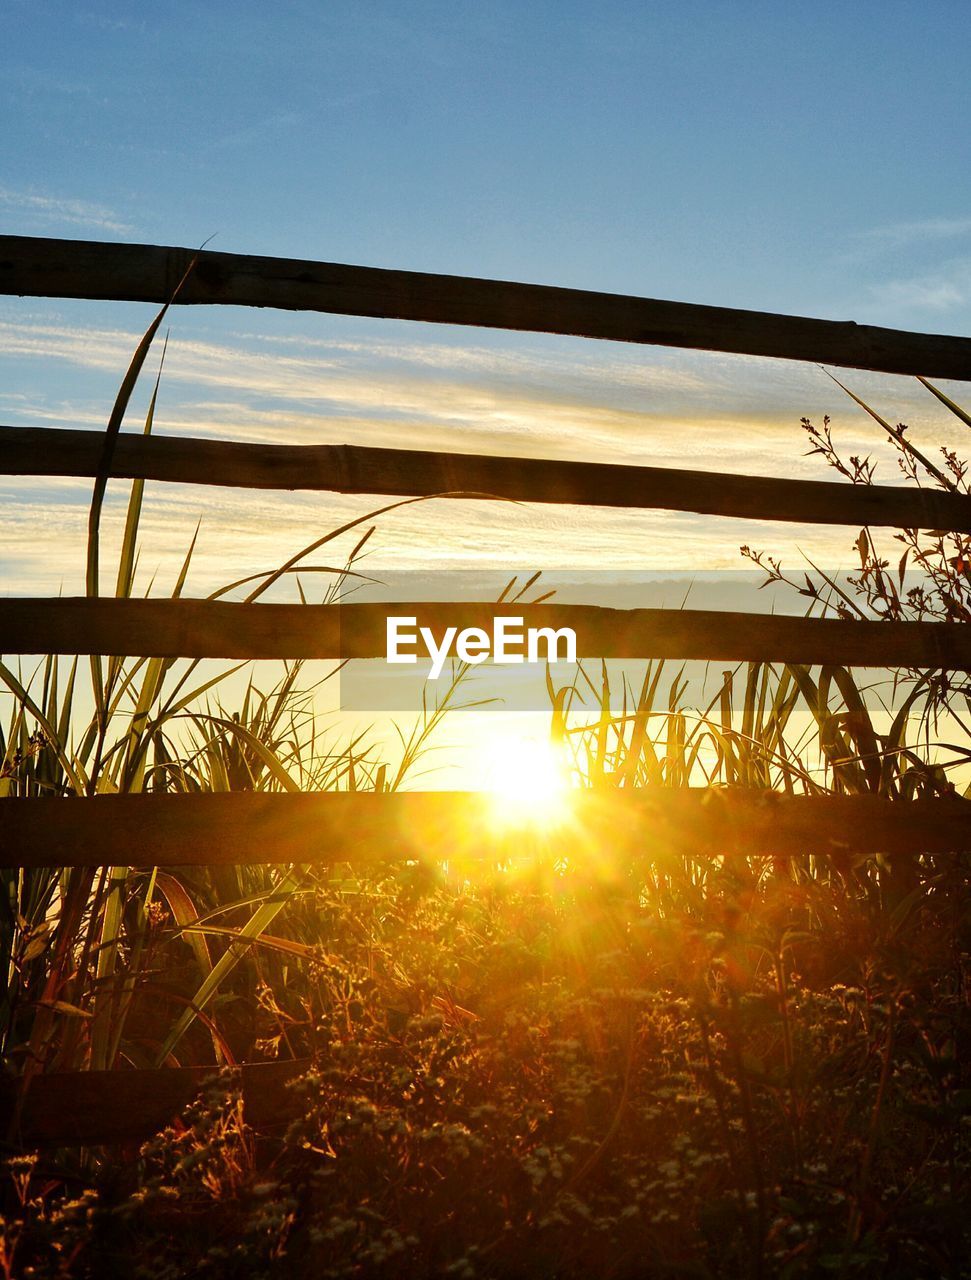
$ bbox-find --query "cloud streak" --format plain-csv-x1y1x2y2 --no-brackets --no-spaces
864,258,971,314
853,218,971,252
1,308,963,595
0,312,890,481
0,187,132,235
0,471,865,598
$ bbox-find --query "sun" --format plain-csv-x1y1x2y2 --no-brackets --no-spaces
477,730,572,827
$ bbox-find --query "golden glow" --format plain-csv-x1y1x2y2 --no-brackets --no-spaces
477,730,571,827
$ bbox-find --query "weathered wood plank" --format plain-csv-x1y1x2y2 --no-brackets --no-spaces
2,235,970,378
3,425,969,532
1,598,969,668
1,1060,307,1147
1,791,970,870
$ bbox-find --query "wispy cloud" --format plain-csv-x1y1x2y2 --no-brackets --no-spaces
211,110,306,151
864,258,971,314
3,308,954,481
0,317,716,419
853,217,971,252
0,187,132,235
0,472,863,598
1,312,963,596
74,10,147,33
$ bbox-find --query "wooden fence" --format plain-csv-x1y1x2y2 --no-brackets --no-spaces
1,234,970,1147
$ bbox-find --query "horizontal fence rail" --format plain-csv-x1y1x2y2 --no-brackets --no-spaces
3,598,970,668
5,425,971,532
2,792,970,870
3,235,971,378
1,1061,308,1147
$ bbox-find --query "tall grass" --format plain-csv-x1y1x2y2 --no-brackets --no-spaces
0,303,463,1079
2,329,971,1275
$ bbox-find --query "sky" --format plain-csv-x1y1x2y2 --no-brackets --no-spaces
2,1,971,777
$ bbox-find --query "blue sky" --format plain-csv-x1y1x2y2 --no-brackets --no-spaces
4,1,971,315
3,0,971,599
